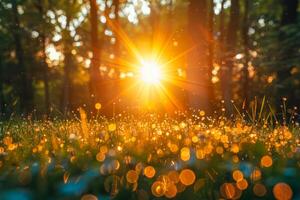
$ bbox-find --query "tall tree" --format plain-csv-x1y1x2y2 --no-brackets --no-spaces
58,0,81,113
186,0,210,111
221,0,240,114
0,4,5,118
281,0,298,25
276,0,299,106
89,0,102,108
113,0,120,113
35,0,50,116
242,0,250,108
61,28,72,114
217,0,226,71
0,54,4,117
207,0,215,102
11,0,34,114
218,0,226,49
0,1,15,117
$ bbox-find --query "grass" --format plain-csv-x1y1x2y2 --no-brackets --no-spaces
0,102,299,200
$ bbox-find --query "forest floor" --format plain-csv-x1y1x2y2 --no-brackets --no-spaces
0,109,299,200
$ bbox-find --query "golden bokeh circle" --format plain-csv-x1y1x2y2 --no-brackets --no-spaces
126,170,139,184
179,169,196,186
220,183,236,199
144,166,156,178
232,170,244,182
261,155,273,168
151,181,165,197
273,182,293,200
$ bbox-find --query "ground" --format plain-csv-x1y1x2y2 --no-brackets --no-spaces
0,110,299,200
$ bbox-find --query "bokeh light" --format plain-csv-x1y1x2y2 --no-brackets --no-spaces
144,166,156,179
261,155,273,167
179,169,196,186
273,182,293,200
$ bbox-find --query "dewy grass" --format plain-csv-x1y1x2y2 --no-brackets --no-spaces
0,102,299,200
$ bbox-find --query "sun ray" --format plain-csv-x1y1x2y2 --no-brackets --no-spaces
106,18,144,66
160,45,197,68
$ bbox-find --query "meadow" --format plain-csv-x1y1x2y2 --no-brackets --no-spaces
0,103,299,200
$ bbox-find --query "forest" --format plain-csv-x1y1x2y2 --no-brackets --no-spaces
0,0,300,200
0,0,299,117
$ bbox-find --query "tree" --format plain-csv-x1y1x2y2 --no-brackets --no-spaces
252,0,300,109
113,0,121,113
89,0,102,108
207,0,215,103
61,26,72,114
221,0,240,114
276,0,299,107
186,0,210,111
281,0,298,25
218,0,226,50
34,0,51,116
0,53,4,117
11,0,34,114
242,0,250,108
52,0,82,114
0,1,15,117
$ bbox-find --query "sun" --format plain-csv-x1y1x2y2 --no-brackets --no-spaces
139,60,162,84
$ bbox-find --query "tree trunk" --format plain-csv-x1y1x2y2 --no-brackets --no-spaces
221,0,240,115
219,0,226,49
217,0,226,68
0,56,5,118
89,0,102,110
242,0,250,109
207,0,215,103
186,0,210,111
12,0,33,114
277,0,299,107
113,0,120,62
61,14,72,114
41,34,50,116
113,0,120,114
62,52,71,114
36,0,50,116
281,0,298,25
